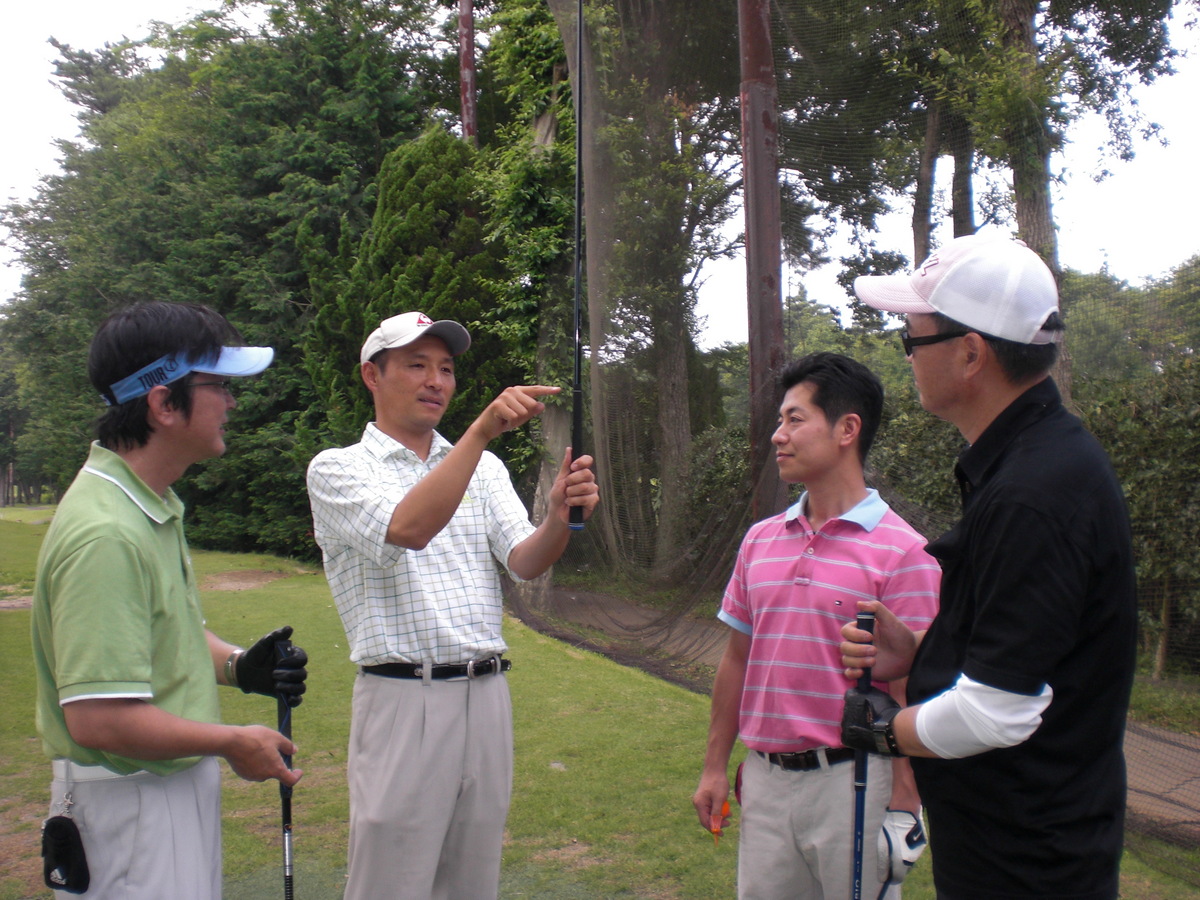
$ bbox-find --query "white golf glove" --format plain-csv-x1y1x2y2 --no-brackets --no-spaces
877,808,927,883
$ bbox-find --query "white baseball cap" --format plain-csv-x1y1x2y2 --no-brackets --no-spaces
360,311,472,364
853,234,1062,345
105,346,274,406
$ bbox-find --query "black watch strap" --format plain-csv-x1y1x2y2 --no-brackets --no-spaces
873,707,904,757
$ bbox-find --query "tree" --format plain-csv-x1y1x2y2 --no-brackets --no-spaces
476,0,581,543
1082,356,1200,679
772,0,928,265
767,0,1176,305
544,0,743,580
900,0,1175,265
1060,268,1156,380
1069,255,1200,678
303,125,530,469
1,0,432,557
1156,254,1200,356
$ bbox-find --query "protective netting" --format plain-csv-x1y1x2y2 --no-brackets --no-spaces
0,0,1195,888
505,0,1200,885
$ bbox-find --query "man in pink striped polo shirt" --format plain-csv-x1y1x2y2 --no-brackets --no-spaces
693,352,940,899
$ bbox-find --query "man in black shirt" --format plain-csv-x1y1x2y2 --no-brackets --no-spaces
840,233,1136,900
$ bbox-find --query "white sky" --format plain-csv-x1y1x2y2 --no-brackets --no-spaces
3,3,1198,348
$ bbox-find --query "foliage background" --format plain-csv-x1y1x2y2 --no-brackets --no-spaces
1,0,1197,880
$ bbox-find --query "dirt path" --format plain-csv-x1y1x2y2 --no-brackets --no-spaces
1125,722,1200,847
0,568,293,610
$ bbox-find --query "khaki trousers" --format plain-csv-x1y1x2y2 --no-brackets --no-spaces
48,756,221,899
344,669,513,900
737,748,896,900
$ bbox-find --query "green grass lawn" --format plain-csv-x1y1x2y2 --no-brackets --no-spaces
0,520,49,602
1,511,1196,898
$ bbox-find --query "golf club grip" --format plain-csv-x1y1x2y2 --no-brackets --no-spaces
856,611,875,690
569,391,585,531
274,639,294,772
568,408,583,531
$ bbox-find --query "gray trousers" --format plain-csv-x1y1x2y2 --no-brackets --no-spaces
344,669,514,900
737,749,896,900
48,756,221,899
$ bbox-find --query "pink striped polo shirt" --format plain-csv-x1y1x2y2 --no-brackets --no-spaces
719,489,940,753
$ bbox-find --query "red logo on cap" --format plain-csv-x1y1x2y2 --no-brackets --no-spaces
417,313,433,325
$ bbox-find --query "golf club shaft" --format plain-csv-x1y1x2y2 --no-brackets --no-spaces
852,610,876,900
275,640,295,900
569,0,585,531
282,792,294,900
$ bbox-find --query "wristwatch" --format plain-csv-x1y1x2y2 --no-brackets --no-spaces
872,706,904,757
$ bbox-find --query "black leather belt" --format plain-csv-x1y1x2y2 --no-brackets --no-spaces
363,656,511,680
760,747,856,771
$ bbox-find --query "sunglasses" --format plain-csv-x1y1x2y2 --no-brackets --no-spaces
899,330,971,356
189,378,235,396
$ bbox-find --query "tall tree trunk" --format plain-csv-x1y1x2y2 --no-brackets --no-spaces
739,0,788,522
998,0,1055,265
947,112,976,238
997,0,1072,405
913,97,941,265
458,0,478,145
1153,582,1169,681
651,294,693,580
637,9,694,581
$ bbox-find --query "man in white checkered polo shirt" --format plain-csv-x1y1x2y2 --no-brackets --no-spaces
306,311,599,900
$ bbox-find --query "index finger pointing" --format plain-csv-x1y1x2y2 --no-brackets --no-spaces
515,385,563,399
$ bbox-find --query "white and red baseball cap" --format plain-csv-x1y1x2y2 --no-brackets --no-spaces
853,233,1061,345
360,311,472,364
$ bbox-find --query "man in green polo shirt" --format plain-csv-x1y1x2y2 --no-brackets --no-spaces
31,301,308,898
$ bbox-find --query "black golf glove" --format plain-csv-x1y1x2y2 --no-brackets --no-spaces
238,626,308,707
842,685,903,756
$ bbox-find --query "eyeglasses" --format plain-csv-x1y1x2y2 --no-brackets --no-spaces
189,378,235,396
900,330,971,356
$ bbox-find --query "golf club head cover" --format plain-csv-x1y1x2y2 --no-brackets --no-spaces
877,808,926,883
239,626,308,707
841,686,903,756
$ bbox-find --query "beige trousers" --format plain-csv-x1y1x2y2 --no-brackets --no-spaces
737,748,896,900
48,756,221,899
344,669,513,900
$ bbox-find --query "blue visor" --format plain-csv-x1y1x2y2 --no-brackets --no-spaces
104,346,274,405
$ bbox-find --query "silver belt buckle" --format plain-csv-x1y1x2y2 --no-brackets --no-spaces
467,655,498,679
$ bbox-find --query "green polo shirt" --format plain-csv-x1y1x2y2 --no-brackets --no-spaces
31,442,220,775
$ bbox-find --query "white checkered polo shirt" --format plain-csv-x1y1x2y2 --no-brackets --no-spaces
306,424,536,666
